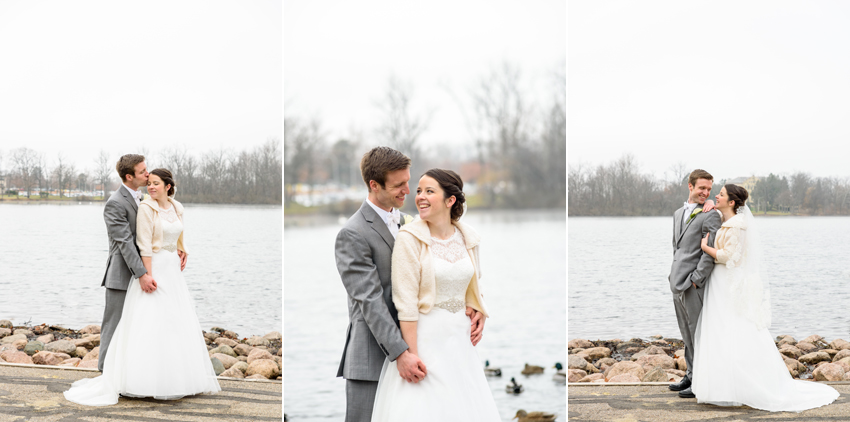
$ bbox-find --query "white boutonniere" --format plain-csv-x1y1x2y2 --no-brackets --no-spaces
143,193,150,201
402,214,414,225
686,207,703,224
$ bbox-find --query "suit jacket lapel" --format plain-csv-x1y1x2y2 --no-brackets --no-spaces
359,202,395,250
674,207,684,239
677,207,700,244
120,186,138,212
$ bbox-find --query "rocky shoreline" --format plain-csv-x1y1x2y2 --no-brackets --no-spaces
0,320,281,381
568,334,850,384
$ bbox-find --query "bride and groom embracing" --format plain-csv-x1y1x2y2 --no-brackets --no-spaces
669,169,838,412
64,154,220,406
335,146,501,421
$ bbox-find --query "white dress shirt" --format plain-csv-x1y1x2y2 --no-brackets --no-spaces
366,198,400,239
683,201,699,225
122,183,141,206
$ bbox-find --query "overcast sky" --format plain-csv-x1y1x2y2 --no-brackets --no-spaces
285,0,565,158
0,0,281,174
570,1,850,182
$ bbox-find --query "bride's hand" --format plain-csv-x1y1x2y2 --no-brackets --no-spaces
701,232,710,250
703,200,716,212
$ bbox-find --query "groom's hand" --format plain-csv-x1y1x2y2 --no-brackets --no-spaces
139,273,157,293
466,307,485,346
396,350,427,383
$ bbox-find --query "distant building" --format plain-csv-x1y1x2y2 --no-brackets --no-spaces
727,176,760,194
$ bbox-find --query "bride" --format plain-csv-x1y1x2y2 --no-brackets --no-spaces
65,168,220,406
692,184,839,411
370,169,500,421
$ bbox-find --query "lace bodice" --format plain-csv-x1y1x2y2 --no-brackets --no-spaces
432,227,473,313
159,206,183,253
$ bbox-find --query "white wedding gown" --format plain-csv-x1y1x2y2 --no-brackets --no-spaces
64,205,220,406
371,227,500,421
692,209,838,412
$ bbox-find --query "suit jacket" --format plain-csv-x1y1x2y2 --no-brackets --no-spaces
668,205,722,293
101,186,147,290
335,201,409,381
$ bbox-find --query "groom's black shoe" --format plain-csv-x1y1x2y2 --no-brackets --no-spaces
678,387,696,398
668,376,691,391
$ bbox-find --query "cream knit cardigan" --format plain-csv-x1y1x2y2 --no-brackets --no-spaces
391,217,489,322
136,197,187,257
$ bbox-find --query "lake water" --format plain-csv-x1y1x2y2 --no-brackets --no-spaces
569,216,850,342
284,209,566,421
0,202,281,337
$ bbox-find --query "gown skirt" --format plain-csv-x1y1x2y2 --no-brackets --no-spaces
370,307,501,421
692,264,839,412
64,249,221,406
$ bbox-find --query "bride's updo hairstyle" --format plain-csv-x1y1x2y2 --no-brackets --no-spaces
725,184,748,213
423,168,466,221
150,168,176,197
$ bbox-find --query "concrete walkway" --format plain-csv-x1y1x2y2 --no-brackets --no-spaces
0,362,281,421
569,382,850,421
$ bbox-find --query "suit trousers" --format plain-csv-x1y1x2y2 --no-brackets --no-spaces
673,285,705,381
98,287,127,372
345,379,379,422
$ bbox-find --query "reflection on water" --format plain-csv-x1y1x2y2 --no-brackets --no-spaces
569,216,850,341
0,203,281,337
284,209,566,421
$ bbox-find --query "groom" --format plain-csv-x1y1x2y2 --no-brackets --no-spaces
335,146,484,422
668,169,721,398
98,154,158,372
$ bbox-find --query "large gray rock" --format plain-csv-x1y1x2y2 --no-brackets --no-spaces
14,329,33,337
234,344,253,357
210,357,225,376
568,354,590,370
796,342,818,354
24,341,44,356
778,345,802,359
44,340,76,355
642,366,668,382
777,335,796,346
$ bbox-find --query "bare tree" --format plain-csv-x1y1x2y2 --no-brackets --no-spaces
284,117,325,207
53,153,76,198
10,147,39,198
93,150,113,199
375,75,431,162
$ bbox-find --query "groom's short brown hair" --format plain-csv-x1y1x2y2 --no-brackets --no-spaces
116,154,145,182
360,146,411,190
688,169,713,186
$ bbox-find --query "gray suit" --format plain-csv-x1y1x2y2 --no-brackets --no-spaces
98,186,148,371
669,205,721,381
335,201,409,422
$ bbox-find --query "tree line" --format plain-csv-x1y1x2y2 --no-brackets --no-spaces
569,155,850,216
0,138,281,205
284,62,566,213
